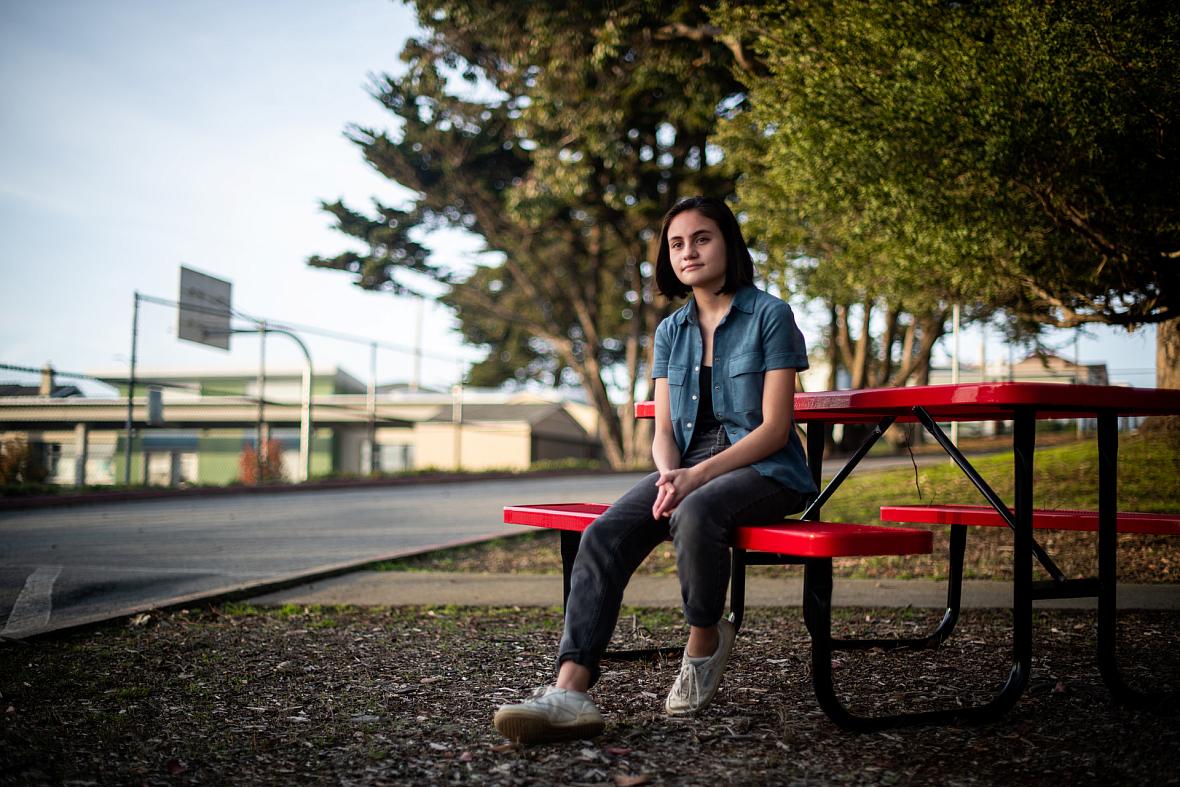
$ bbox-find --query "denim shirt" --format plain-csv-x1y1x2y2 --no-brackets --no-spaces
652,285,817,496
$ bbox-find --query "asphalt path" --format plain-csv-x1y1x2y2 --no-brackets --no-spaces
0,454,950,640
0,473,652,639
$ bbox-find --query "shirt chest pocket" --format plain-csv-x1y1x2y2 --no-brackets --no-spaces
666,364,688,419
727,351,764,412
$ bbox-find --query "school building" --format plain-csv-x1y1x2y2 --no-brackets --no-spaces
0,366,604,487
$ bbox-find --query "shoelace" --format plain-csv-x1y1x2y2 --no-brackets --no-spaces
672,660,701,706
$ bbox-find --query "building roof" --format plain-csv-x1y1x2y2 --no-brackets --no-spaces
375,382,448,395
426,403,565,425
0,384,83,398
1013,351,1103,369
89,366,368,394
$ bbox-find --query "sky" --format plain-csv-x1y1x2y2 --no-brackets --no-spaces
0,0,483,395
0,0,1160,398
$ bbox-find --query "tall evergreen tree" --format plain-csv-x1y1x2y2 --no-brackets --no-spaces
310,1,746,467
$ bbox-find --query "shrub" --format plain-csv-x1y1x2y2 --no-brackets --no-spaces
238,439,286,485
0,437,49,486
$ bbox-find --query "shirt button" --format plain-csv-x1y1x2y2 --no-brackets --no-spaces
686,421,693,428
694,366,699,372
691,395,697,400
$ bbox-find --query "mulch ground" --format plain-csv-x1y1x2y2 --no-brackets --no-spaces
3,604,1178,785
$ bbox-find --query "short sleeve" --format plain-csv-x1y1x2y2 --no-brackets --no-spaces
651,317,672,379
762,300,810,371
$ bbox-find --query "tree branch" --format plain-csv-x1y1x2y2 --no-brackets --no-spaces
1019,276,1174,327
654,22,765,76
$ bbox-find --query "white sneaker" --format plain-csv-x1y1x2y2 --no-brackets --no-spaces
494,685,605,744
665,618,737,716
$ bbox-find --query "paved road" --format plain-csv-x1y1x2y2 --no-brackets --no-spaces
0,473,648,639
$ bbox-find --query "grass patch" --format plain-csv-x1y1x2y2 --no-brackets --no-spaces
818,428,1180,523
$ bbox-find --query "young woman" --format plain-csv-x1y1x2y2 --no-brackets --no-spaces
494,196,817,744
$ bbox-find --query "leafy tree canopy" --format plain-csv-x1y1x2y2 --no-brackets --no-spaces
715,0,1179,383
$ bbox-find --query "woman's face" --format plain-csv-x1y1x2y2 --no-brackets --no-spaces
667,210,727,293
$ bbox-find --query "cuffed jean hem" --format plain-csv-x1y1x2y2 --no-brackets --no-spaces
555,651,601,688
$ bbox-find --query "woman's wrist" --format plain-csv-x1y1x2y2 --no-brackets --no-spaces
687,463,712,486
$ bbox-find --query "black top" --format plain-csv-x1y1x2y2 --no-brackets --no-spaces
695,365,722,433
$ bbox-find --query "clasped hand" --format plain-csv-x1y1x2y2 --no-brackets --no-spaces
651,466,704,520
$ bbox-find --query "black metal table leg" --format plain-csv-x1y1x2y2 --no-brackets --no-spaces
803,552,1029,731
830,522,966,653
802,416,964,652
805,422,824,514
1095,412,1175,708
560,529,581,611
1010,409,1035,701
801,411,1037,730
730,547,748,632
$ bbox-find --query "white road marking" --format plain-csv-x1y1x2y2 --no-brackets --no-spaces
2,564,62,638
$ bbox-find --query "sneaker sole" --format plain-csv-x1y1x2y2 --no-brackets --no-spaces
493,711,604,744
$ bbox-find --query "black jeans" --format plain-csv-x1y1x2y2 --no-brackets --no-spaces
557,425,811,685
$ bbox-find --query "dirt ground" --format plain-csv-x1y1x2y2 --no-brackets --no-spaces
3,604,1178,786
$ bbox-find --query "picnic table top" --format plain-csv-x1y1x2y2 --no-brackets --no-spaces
634,381,1180,423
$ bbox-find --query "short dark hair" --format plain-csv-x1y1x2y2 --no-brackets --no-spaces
654,196,755,299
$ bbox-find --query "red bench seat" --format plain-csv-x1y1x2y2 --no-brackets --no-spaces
504,503,933,558
880,504,1180,536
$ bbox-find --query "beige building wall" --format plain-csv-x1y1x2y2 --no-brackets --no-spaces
1010,354,1108,385
413,422,532,470
335,426,368,475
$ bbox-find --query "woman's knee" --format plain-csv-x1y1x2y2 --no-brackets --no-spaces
669,497,725,549
577,511,659,569
575,520,616,563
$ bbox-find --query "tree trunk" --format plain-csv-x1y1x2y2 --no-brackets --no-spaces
875,304,901,387
823,304,840,455
1139,316,1180,436
1158,316,1180,389
827,303,840,390
912,311,948,386
567,344,628,470
850,301,873,389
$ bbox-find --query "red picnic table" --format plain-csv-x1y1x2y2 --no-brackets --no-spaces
637,382,1180,729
